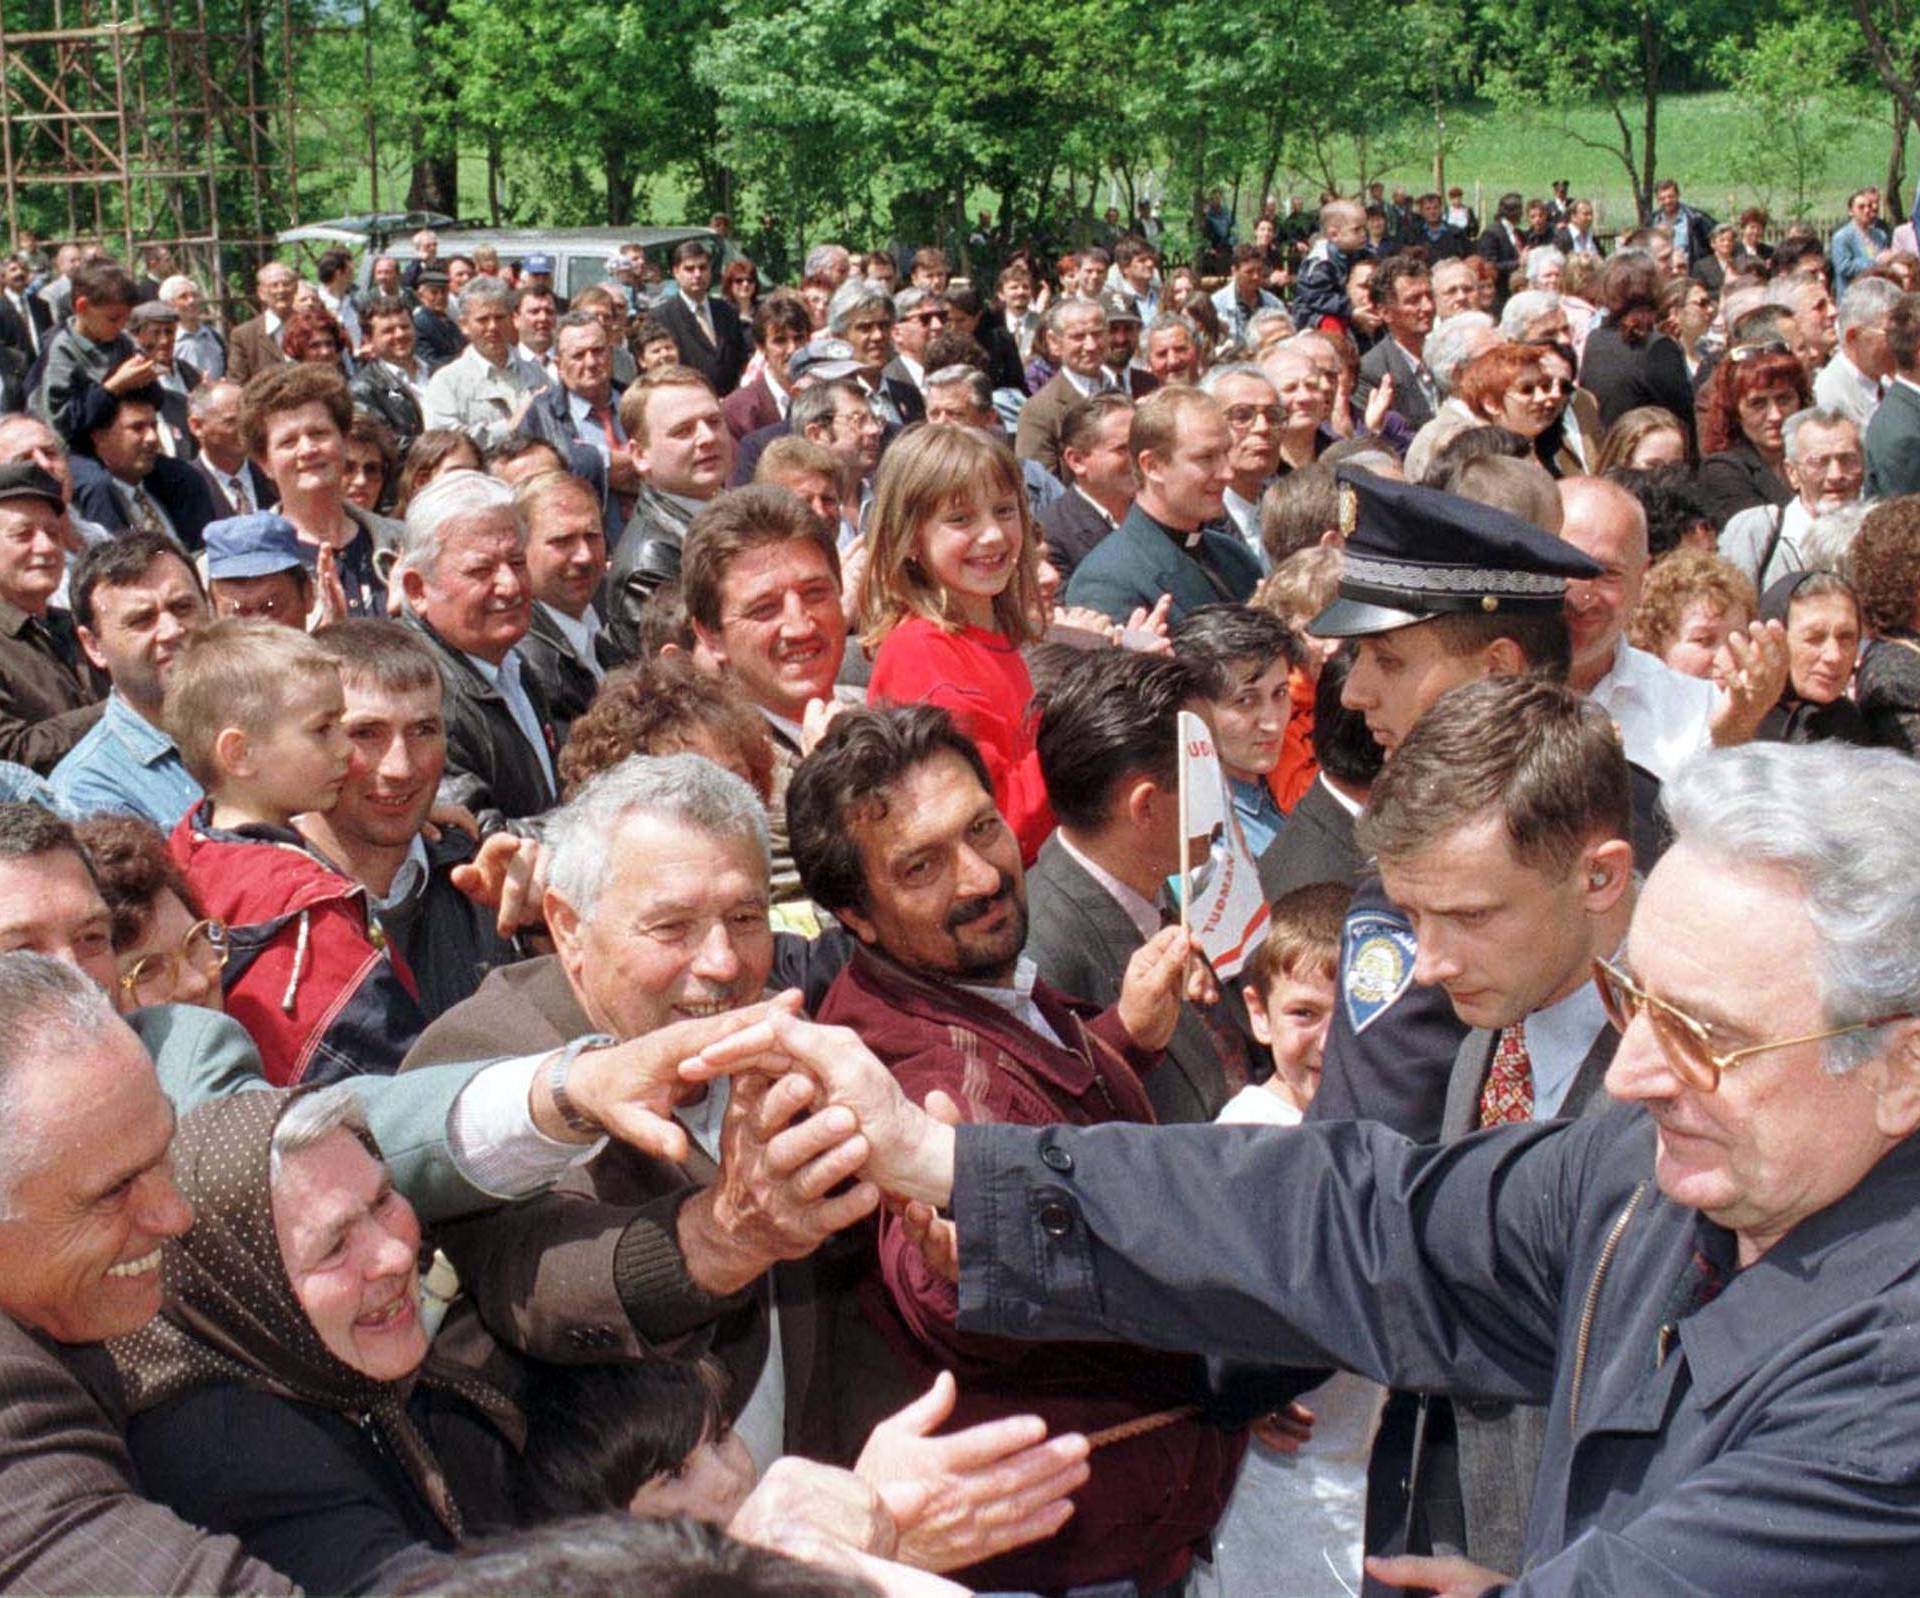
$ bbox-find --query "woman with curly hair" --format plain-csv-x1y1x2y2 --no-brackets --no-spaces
1627,548,1757,680
280,307,350,373
1692,344,1808,528
1849,497,1920,751
558,657,774,803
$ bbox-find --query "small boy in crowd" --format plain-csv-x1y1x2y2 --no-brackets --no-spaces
163,617,427,1084
33,259,146,429
1218,880,1350,1125
1171,604,1299,856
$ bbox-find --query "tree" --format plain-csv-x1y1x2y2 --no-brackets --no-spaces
1713,12,1871,220
1479,0,1736,220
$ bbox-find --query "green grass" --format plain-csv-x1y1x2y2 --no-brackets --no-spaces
298,90,1898,241
1308,92,1897,231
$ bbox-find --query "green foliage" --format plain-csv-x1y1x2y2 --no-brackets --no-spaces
1712,13,1874,219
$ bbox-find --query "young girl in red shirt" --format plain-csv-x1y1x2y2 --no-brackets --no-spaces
860,424,1056,860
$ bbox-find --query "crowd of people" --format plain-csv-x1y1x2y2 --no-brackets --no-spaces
0,171,1916,1598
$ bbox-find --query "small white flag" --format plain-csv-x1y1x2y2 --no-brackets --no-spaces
1176,710,1271,979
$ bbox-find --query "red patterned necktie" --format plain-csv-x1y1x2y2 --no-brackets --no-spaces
1478,1021,1534,1128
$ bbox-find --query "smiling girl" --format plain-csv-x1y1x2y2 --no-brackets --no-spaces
860,425,1055,860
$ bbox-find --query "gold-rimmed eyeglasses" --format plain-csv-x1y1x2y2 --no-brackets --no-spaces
118,917,229,1007
1592,956,1914,1092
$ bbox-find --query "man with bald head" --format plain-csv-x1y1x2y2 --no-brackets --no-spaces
1558,475,1786,781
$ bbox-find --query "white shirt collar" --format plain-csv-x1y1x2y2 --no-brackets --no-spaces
955,955,1064,1050
1061,365,1110,399
1317,771,1364,817
896,351,924,388
1071,484,1118,528
1056,831,1164,944
541,602,603,677
757,703,807,751
371,834,432,916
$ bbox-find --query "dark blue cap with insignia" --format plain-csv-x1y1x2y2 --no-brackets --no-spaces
1309,467,1603,639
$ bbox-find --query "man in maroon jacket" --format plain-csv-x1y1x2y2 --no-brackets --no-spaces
787,703,1255,1597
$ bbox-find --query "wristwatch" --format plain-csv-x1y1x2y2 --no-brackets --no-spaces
546,1032,614,1136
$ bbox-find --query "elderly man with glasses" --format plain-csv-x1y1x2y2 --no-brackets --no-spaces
691,730,1920,1598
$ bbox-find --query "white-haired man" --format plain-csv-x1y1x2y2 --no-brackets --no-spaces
397,469,555,831
699,739,1920,1598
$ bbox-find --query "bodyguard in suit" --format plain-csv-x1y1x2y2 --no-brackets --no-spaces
1300,468,1603,1142
1349,676,1635,1592
654,238,749,397
1864,293,1920,499
1552,197,1603,258
1063,386,1262,625
1356,256,1439,433
1025,650,1258,1125
513,469,611,737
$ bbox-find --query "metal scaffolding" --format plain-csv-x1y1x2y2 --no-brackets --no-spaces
0,0,373,310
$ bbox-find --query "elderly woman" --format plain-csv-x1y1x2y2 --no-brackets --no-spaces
1260,337,1337,474
111,1088,519,1594
1627,548,1758,680
1734,207,1774,270
1693,344,1810,528
1754,571,1871,745
75,813,226,1011
1693,223,1740,294
240,363,404,618
1849,498,1920,751
1576,252,1697,448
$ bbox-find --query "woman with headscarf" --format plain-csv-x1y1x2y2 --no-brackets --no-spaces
110,1087,520,1595
1753,570,1871,746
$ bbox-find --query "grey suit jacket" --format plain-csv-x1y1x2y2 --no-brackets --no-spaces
1023,834,1247,1125
0,1311,296,1595
1429,1019,1619,1575
1257,775,1364,900
1358,337,1436,433
225,315,289,386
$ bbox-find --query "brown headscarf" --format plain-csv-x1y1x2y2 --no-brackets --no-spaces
108,1088,490,1539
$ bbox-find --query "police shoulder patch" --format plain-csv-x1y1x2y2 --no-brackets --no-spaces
1341,909,1418,1034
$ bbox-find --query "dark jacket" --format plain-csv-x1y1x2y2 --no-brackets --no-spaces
599,486,699,667
193,457,277,519
0,601,104,772
1034,486,1118,585
957,1102,1920,1595
1577,326,1697,453
1755,694,1873,747
1257,774,1364,900
515,601,605,738
125,1384,457,1596
653,292,748,395
1062,500,1263,625
722,372,783,441
1023,833,1251,1125
374,825,524,1023
878,358,927,425
1293,243,1356,328
0,1313,295,1595
403,613,558,833
818,944,1245,1594
1415,1022,1619,1579
68,450,218,552
411,308,466,372
349,359,426,450
1857,632,1920,753
1693,440,1791,530
1863,379,1920,501
1358,337,1437,433
513,380,620,542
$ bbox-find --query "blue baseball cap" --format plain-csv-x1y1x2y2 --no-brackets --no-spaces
522,253,555,276
205,514,308,581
